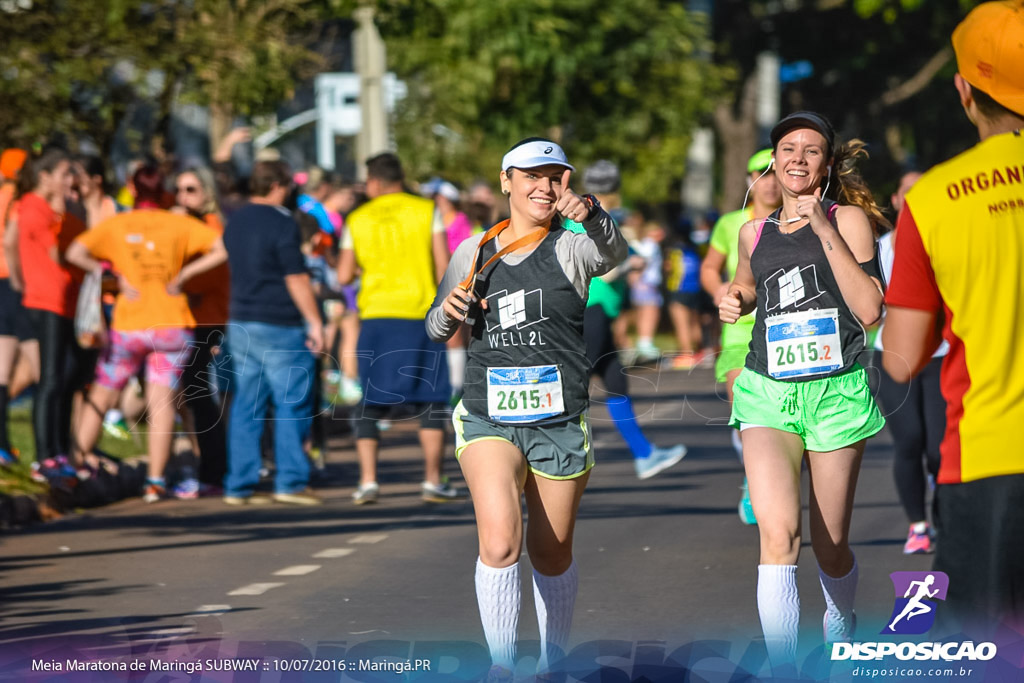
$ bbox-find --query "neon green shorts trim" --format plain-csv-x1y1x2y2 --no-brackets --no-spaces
452,401,594,480
715,344,749,384
728,365,885,452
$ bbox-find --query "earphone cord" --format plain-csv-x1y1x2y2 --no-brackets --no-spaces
755,168,832,227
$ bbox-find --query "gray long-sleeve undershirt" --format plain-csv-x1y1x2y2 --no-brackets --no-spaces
426,209,627,342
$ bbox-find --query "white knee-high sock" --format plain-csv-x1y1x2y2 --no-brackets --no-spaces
731,429,744,464
820,556,858,642
475,559,520,670
448,348,467,393
757,564,800,671
533,561,578,673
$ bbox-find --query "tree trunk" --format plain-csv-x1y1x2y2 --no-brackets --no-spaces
712,73,759,213
209,102,235,156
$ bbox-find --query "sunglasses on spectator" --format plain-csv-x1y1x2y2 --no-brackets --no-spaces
176,185,200,194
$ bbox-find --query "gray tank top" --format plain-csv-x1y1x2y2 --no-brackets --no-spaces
462,229,590,424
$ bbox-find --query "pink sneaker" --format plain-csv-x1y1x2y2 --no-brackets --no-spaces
903,524,933,554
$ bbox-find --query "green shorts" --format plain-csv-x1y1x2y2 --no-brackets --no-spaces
715,344,750,384
452,401,594,480
729,365,885,452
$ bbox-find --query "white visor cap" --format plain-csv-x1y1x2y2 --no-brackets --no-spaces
501,140,575,173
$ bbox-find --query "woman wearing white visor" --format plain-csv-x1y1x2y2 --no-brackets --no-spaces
427,137,627,681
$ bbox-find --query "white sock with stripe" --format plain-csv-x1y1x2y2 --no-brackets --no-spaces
475,559,520,670
757,564,800,672
533,561,578,673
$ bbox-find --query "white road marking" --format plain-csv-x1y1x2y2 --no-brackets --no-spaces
144,626,196,638
274,565,321,576
228,582,285,596
188,604,232,617
313,548,356,558
349,534,388,544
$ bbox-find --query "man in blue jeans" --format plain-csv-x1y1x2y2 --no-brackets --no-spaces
222,160,325,505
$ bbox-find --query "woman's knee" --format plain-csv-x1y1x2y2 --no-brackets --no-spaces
478,527,521,568
526,534,574,575
759,525,801,564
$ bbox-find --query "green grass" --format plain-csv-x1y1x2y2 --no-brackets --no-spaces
1,403,147,497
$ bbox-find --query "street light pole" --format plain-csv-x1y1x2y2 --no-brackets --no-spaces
353,5,388,180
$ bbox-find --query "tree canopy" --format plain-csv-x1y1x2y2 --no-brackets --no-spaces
0,0,321,158
363,0,725,200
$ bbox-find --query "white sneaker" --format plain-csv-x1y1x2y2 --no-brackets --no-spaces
339,376,363,406
634,445,687,480
352,481,379,505
421,478,467,503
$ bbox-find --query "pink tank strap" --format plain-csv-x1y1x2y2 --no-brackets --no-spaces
828,203,839,221
751,217,768,253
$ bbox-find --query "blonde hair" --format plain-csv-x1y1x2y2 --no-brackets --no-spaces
829,139,891,234
176,166,222,221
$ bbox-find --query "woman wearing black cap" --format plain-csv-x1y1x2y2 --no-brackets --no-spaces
427,137,626,682
718,112,888,673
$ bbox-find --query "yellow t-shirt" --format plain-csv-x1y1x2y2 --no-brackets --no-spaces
74,209,218,331
886,130,1024,483
345,192,441,320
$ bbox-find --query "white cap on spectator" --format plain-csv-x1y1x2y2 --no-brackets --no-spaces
501,139,574,173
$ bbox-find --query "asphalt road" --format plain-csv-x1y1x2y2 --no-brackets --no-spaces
0,363,983,682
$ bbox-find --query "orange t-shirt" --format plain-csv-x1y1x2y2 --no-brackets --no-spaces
74,209,218,331
17,193,85,317
0,183,15,279
182,212,230,326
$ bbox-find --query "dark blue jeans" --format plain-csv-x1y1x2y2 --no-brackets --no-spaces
224,320,313,496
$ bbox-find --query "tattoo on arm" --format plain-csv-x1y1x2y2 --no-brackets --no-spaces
825,240,833,252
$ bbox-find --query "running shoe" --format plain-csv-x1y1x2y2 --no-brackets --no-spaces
338,376,363,406
273,489,323,506
823,609,857,645
352,481,379,505
171,477,200,500
143,480,167,504
738,480,757,525
670,353,699,370
421,477,467,503
634,344,661,364
102,416,132,441
903,524,933,555
0,447,18,467
222,493,274,506
634,445,687,480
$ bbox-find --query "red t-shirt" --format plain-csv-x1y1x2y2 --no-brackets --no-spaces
17,193,85,317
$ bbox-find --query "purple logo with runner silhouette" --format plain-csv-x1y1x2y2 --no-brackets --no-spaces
882,571,949,635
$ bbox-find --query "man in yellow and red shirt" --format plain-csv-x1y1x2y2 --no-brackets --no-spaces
882,0,1024,633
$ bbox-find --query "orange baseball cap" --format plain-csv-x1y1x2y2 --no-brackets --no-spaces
952,1,1024,116
0,148,27,180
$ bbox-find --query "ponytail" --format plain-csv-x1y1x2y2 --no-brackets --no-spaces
828,139,891,234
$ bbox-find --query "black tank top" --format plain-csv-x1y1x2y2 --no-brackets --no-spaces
462,229,590,424
745,200,867,381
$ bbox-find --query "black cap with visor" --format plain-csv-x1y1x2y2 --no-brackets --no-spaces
770,111,836,155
